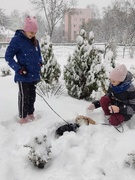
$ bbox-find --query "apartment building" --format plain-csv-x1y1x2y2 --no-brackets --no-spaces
63,8,92,43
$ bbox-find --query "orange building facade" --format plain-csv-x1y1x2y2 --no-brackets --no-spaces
63,8,92,43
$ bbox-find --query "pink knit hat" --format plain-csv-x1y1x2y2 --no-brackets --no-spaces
23,16,38,33
109,64,127,82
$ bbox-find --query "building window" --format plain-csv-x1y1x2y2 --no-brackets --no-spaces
74,31,77,40
82,18,85,23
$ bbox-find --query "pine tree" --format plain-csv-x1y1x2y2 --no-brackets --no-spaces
40,33,61,85
64,29,109,100
86,49,109,100
64,29,89,99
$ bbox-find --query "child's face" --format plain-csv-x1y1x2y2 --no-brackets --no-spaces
25,31,36,39
110,80,121,86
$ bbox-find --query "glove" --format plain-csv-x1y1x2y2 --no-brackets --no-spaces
87,104,95,111
19,67,27,75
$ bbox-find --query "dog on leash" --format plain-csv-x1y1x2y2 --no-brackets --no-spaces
55,115,96,137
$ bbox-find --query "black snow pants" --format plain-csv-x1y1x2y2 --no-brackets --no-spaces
18,81,37,118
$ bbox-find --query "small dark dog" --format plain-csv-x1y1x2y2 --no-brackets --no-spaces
55,115,96,137
56,123,80,136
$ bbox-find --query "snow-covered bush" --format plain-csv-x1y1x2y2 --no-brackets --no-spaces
24,134,51,169
1,66,11,77
125,151,135,169
40,33,61,85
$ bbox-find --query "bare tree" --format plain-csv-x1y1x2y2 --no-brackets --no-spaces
8,10,23,31
80,4,103,42
0,9,9,27
86,4,100,19
30,0,77,39
102,0,135,44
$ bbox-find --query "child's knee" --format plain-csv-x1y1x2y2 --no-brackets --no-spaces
100,96,111,105
109,114,125,126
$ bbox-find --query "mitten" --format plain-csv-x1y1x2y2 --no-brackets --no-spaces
19,67,27,75
87,104,95,111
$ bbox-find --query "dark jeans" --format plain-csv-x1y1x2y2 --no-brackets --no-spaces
100,96,125,126
18,81,37,118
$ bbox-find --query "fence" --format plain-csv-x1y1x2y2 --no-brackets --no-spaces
0,42,9,58
1,42,135,58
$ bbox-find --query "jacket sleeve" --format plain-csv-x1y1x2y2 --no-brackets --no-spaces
93,100,101,108
5,37,21,72
119,86,135,116
119,105,134,115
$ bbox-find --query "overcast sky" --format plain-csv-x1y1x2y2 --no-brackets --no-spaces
77,0,113,9
0,0,113,15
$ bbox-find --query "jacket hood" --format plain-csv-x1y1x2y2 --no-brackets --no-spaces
125,71,133,82
14,29,29,40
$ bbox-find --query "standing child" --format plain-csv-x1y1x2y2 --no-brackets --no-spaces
5,16,42,124
87,64,135,126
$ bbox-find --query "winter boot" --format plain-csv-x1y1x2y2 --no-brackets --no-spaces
27,114,35,120
104,115,111,121
19,117,29,124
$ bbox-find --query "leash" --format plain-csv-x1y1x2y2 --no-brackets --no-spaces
87,108,124,133
36,91,69,124
36,83,124,133
101,122,124,133
114,124,124,133
110,106,124,133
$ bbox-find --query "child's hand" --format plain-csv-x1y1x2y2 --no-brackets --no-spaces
19,67,27,75
109,105,120,113
87,104,95,111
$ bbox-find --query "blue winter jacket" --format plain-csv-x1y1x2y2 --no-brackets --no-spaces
5,30,42,82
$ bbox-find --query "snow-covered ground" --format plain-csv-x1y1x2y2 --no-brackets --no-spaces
1,46,135,180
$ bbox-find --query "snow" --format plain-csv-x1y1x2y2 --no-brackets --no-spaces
1,46,135,180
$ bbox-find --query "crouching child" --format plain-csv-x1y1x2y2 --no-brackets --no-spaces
87,64,135,126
